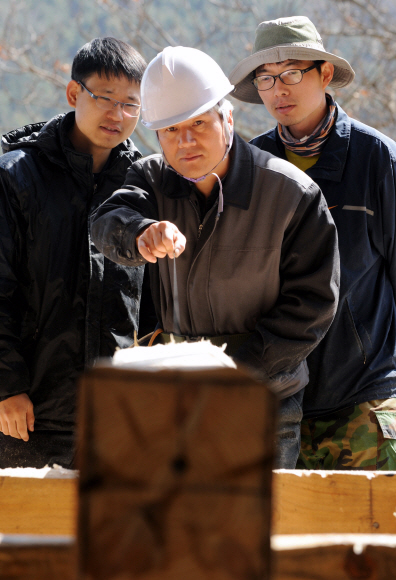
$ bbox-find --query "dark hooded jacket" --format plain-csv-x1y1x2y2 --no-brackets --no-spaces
251,103,396,417
0,112,144,430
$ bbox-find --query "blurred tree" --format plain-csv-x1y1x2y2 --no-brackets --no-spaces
0,0,395,154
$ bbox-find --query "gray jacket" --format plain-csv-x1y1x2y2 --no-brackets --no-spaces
91,134,340,397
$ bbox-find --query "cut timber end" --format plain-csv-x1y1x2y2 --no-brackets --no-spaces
77,365,277,580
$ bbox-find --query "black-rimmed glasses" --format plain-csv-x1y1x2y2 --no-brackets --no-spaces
252,64,317,92
78,81,141,117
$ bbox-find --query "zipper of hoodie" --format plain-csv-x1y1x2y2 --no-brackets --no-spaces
186,199,220,335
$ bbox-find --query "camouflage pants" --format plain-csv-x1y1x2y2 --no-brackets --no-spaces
297,398,396,470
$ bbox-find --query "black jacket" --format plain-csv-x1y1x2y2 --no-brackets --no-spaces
251,103,396,417
0,112,144,430
91,133,340,397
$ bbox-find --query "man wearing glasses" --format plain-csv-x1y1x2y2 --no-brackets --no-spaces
230,16,396,470
0,37,148,467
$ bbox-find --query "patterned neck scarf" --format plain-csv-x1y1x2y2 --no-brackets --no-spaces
278,93,337,157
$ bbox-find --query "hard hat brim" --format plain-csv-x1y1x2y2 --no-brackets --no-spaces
141,86,234,131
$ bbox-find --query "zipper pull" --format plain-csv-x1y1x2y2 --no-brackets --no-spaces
197,224,203,239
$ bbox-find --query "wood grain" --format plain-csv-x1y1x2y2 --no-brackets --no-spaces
0,537,76,580
272,535,396,580
272,471,396,535
0,477,77,536
77,366,277,580
1,470,396,538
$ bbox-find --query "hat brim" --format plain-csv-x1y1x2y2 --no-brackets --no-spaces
141,85,234,130
228,45,355,104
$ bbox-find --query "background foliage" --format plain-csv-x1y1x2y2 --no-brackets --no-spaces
0,0,395,154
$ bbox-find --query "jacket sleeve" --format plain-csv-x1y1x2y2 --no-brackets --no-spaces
233,184,340,398
370,154,396,299
0,170,30,400
90,162,158,268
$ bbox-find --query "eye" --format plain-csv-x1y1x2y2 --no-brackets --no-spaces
124,103,140,110
166,126,177,132
258,75,272,82
283,70,301,78
97,96,112,103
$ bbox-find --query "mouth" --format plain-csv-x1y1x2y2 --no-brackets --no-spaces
275,104,296,115
100,125,121,135
179,154,202,163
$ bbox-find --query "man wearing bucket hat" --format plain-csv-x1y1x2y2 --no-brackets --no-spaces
230,16,396,470
91,46,340,468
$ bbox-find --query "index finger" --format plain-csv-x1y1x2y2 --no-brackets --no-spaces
16,415,29,442
172,230,186,257
158,224,181,256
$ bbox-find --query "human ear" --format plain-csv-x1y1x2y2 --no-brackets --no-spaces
321,62,334,89
66,80,81,109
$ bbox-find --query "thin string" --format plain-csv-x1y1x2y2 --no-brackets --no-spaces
172,251,181,335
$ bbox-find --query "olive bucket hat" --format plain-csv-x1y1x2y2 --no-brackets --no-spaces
229,16,355,104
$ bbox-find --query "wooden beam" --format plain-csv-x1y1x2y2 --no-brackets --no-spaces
272,534,396,580
0,535,76,580
2,533,396,580
0,475,77,536
1,469,396,537
272,470,396,535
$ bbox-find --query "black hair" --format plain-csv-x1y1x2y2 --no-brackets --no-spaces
314,60,326,73
71,37,147,85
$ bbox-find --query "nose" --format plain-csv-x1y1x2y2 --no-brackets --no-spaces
273,77,289,97
106,102,124,121
178,128,196,148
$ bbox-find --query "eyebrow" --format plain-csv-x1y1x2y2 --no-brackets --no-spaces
257,59,303,73
100,88,140,103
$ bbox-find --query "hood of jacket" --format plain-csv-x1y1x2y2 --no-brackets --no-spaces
1,111,140,175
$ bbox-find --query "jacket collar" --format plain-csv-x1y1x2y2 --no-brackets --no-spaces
306,103,351,182
256,102,351,183
2,111,140,181
59,112,139,181
161,132,255,209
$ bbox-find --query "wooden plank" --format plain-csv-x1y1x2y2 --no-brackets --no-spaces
1,469,396,538
272,534,396,580
0,477,77,536
0,536,76,580
272,470,396,535
77,366,277,580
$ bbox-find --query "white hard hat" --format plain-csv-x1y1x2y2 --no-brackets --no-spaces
141,46,234,130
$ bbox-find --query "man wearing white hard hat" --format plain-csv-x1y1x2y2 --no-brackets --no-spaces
91,46,340,468
230,16,396,470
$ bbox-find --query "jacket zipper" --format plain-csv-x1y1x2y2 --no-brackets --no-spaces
346,298,366,364
189,198,210,240
85,178,96,365
186,200,220,334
